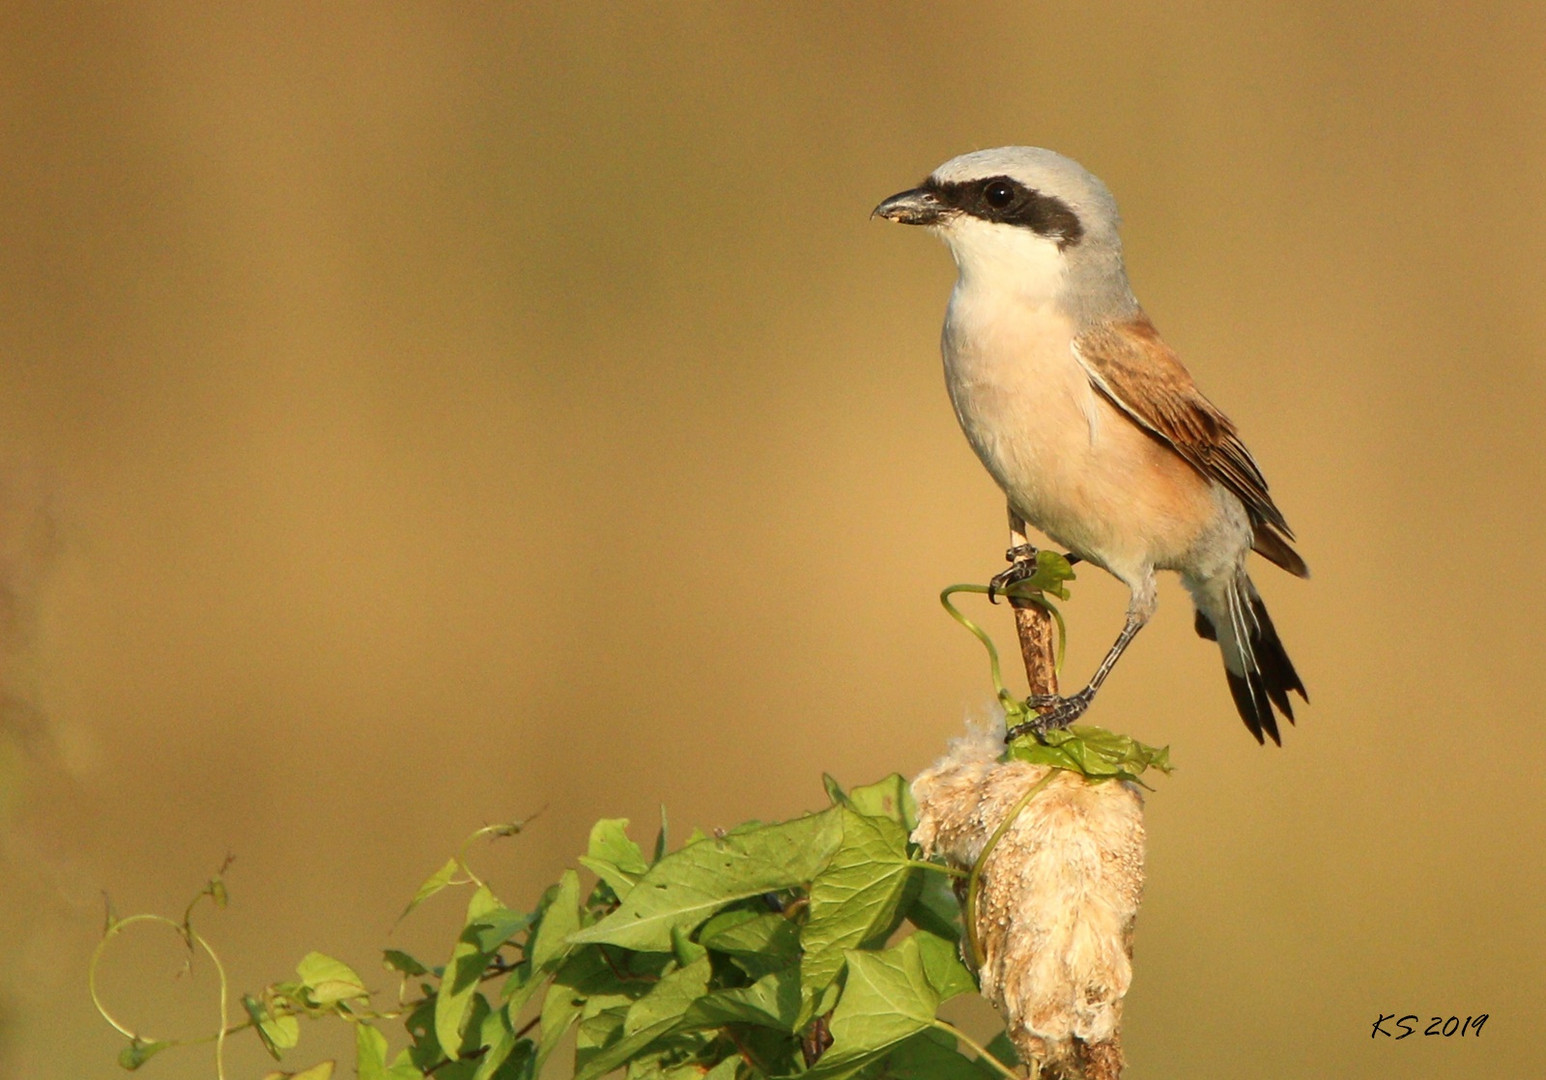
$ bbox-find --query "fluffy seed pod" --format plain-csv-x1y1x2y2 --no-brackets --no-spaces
911,723,1145,1080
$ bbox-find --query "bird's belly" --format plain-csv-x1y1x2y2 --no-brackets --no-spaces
943,317,1216,577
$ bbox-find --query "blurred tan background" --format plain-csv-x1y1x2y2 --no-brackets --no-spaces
0,3,1542,1078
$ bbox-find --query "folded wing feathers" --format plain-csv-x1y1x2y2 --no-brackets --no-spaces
1073,315,1296,540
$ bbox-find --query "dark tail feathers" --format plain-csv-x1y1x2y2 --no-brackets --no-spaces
1195,581,1307,745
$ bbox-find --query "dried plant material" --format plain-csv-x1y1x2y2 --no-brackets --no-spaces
912,723,1145,1080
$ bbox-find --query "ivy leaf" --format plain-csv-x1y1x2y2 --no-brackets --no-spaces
570,809,843,951
580,819,650,897
435,885,503,1059
296,952,369,1006
807,938,940,1079
913,930,975,1002
801,810,916,994
117,1039,172,1070
845,774,918,832
1006,724,1173,785
681,968,801,1032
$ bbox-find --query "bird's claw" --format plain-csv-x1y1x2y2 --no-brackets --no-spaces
987,543,1040,603
1004,690,1094,741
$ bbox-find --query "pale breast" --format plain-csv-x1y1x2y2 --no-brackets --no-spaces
942,289,1219,577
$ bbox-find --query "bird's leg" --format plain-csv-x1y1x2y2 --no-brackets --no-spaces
1006,583,1155,740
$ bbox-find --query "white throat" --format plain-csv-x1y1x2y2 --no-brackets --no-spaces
936,216,1067,310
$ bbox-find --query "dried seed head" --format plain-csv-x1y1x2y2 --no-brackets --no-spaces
912,722,1145,1080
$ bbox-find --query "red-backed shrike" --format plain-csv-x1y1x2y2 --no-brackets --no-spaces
877,147,1307,744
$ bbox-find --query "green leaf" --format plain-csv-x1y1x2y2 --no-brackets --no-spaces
800,810,916,994
404,996,444,1071
296,952,369,1005
504,872,580,1013
884,1030,990,1080
905,869,962,941
244,994,300,1059
471,907,535,954
681,968,801,1032
670,924,706,967
581,819,650,897
913,930,975,1002
1005,723,1173,784
470,1006,524,1080
623,957,712,1037
554,943,644,1005
701,1056,740,1080
399,857,462,923
822,774,851,808
573,957,713,1080
486,1039,535,1080
846,774,918,832
1002,550,1077,601
577,1005,628,1052
807,938,939,1079
975,1033,1020,1078
530,871,581,973
571,809,843,951
382,949,430,977
436,885,503,1059
355,1024,422,1080
653,806,669,865
262,1063,335,1080
117,1039,172,1070
699,909,800,972
536,964,585,1072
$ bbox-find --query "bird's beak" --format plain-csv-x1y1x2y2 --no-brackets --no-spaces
872,186,944,226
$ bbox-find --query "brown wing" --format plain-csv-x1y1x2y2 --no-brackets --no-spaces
1073,314,1307,575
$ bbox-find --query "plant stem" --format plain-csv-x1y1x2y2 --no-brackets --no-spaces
910,859,969,879
930,1019,1021,1080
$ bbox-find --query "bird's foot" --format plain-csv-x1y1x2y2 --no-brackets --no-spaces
988,544,1041,603
1005,689,1094,741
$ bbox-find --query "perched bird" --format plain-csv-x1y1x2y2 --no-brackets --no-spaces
875,147,1307,744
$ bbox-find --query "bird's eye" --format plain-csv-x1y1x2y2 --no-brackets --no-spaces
983,180,1015,208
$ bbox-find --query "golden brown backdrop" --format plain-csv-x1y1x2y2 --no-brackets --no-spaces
1,3,1542,1078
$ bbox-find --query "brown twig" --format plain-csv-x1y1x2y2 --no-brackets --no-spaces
1008,512,1058,699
